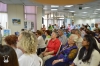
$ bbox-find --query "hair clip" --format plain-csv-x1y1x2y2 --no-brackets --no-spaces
3,55,9,63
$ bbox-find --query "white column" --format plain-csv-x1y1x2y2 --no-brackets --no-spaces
36,7,42,30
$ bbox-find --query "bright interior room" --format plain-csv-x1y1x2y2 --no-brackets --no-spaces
0,0,100,66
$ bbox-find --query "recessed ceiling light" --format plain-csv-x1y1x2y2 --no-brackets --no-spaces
93,13,98,14
64,5,73,7
51,9,58,11
69,11,75,12
82,12,87,13
82,15,86,16
51,5,59,7
96,9,100,10
83,7,90,9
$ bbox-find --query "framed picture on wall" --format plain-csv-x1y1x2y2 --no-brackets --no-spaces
3,29,11,37
12,19,21,25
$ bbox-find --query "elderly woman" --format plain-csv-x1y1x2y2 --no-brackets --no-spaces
5,35,23,58
45,34,78,66
75,29,83,48
17,31,40,66
39,31,61,64
70,35,100,66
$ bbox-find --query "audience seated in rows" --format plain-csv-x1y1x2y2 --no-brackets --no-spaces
39,31,61,65
70,35,100,66
45,34,78,66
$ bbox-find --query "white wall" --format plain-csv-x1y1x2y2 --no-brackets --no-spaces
36,7,42,30
74,18,95,30
8,4,24,34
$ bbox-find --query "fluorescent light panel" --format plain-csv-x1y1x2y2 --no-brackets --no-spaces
69,11,75,12
64,5,73,7
96,9,100,10
82,12,87,13
83,7,90,9
51,5,59,7
93,13,98,14
51,9,58,11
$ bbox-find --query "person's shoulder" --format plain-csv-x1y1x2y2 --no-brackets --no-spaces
92,49,100,56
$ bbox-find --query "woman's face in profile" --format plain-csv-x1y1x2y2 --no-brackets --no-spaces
82,38,89,47
18,34,22,41
68,36,74,44
51,32,56,39
17,34,22,49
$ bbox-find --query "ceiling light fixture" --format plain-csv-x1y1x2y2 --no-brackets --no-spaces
51,9,58,11
64,5,73,7
51,5,59,7
93,13,98,14
69,11,75,12
82,12,87,13
83,7,90,9
96,9,100,10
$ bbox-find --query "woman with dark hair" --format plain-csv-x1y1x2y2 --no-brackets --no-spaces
70,35,100,66
0,45,19,66
45,30,51,45
36,30,46,55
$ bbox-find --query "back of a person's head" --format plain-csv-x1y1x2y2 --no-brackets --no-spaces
36,30,42,35
45,30,51,36
17,30,38,54
69,34,78,43
4,35,18,47
0,45,19,66
21,29,24,31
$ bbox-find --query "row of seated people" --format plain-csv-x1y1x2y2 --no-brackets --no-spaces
0,30,100,66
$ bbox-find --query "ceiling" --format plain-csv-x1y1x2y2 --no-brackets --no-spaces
0,0,100,19
33,0,95,5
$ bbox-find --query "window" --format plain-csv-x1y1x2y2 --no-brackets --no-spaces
0,2,7,12
0,2,8,29
24,6,37,31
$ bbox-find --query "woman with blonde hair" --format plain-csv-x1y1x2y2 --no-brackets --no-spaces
17,30,40,66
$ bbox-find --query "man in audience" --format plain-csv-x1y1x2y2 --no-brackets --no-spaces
58,29,68,46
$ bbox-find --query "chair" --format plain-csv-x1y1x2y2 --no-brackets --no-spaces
56,43,62,55
38,57,43,66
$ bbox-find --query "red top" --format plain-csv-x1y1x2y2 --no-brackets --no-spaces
46,38,61,55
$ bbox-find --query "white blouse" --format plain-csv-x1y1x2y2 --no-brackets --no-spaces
18,54,40,66
14,48,23,58
74,49,100,66
38,36,46,48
